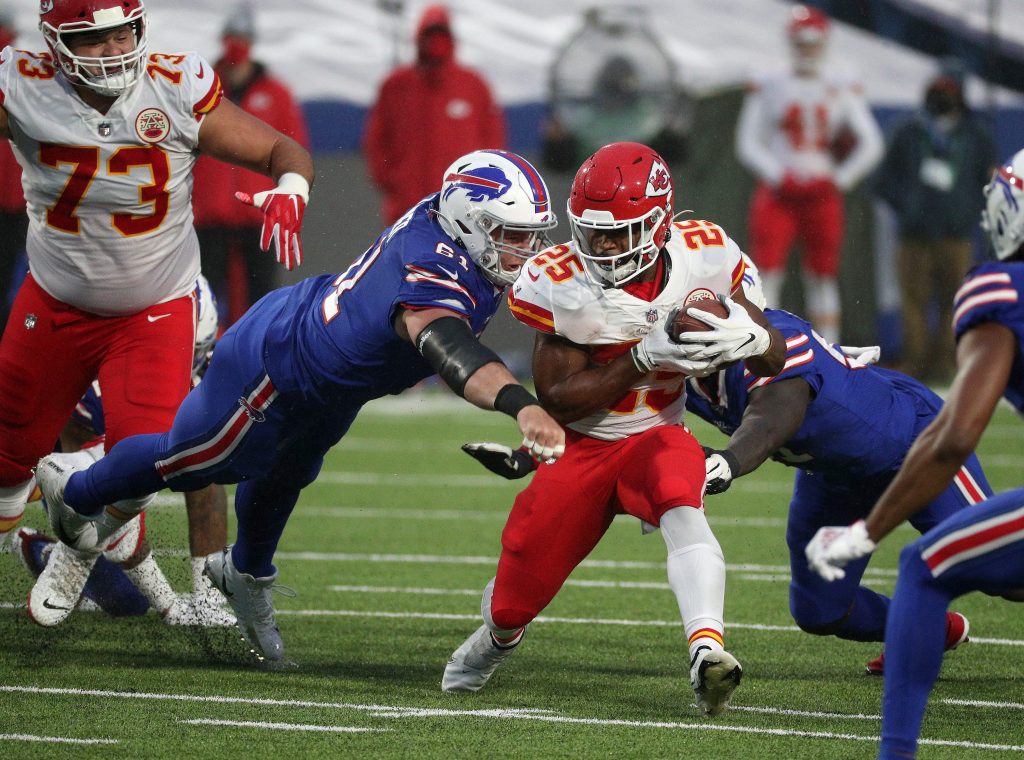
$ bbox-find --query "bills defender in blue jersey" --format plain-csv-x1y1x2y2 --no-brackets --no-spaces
34,150,566,662
13,275,233,628
686,308,984,671
807,149,1024,760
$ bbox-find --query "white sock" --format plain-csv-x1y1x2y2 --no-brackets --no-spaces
0,478,33,545
661,506,727,659
802,272,841,344
759,270,784,311
123,554,177,616
480,577,524,644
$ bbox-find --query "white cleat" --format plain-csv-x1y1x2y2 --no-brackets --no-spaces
204,547,284,660
690,647,743,716
35,454,97,551
26,540,98,627
442,624,525,693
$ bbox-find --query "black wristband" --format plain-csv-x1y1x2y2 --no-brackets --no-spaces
708,447,740,475
493,384,540,418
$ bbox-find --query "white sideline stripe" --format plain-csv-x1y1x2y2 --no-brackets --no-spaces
730,706,880,721
0,733,118,745
270,552,900,578
942,699,1024,710
296,505,789,529
311,471,795,494
179,718,386,734
2,686,1021,752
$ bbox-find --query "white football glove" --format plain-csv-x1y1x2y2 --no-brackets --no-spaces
838,344,881,366
805,520,878,581
631,323,718,377
674,295,771,364
235,172,309,271
703,448,739,495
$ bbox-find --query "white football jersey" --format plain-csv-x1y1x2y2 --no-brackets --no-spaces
735,70,883,189
0,48,223,316
509,220,747,441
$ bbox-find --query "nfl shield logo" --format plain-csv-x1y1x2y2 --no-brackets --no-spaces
645,308,658,324
98,122,112,137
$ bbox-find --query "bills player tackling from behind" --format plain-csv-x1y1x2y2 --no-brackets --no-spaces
442,142,785,716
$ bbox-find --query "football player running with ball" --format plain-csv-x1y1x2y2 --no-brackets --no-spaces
442,142,785,716
806,149,1024,760
36,149,565,663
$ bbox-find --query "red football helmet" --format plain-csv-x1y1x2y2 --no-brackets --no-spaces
567,142,674,287
787,5,829,75
39,0,148,97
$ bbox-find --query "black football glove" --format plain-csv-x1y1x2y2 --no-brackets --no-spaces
461,442,537,480
702,446,740,495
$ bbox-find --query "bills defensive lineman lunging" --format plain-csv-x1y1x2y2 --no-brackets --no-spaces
806,149,1024,760
36,149,565,662
0,0,313,553
442,142,786,716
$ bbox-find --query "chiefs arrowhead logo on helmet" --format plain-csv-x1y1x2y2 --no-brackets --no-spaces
646,160,672,197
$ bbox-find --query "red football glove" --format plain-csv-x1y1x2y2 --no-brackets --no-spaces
235,172,309,271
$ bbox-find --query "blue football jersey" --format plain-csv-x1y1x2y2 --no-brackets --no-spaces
259,194,504,403
952,261,1024,414
685,309,944,479
71,380,105,437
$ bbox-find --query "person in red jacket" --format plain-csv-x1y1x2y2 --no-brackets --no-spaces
191,4,309,325
0,8,26,333
363,4,507,225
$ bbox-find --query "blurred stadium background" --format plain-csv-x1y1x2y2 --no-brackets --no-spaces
6,0,1022,369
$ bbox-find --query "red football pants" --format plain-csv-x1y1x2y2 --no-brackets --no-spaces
490,424,706,631
748,181,844,276
0,274,194,486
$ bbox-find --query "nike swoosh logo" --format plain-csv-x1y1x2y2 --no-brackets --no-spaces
437,266,459,281
197,62,205,78
42,597,71,611
526,269,540,282
147,313,171,322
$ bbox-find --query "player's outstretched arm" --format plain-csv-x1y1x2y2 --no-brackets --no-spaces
199,98,314,271
400,308,565,461
704,377,810,495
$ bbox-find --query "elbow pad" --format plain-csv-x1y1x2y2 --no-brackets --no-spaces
416,316,502,396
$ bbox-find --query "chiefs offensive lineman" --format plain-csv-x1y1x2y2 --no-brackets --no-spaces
0,0,313,624
735,4,883,343
442,142,785,716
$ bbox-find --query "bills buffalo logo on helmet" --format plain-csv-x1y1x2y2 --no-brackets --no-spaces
135,108,170,144
442,166,512,203
646,160,671,197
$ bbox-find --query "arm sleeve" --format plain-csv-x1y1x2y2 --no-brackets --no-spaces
833,89,885,191
735,84,785,185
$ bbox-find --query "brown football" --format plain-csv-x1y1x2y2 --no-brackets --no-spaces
668,297,729,341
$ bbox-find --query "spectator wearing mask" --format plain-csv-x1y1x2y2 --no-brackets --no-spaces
191,3,309,325
363,4,506,225
875,59,996,384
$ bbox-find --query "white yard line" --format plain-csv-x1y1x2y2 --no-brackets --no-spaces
2,685,1021,752
0,733,118,745
178,718,386,733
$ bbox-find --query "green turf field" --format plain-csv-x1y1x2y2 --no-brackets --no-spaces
1,392,1022,759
